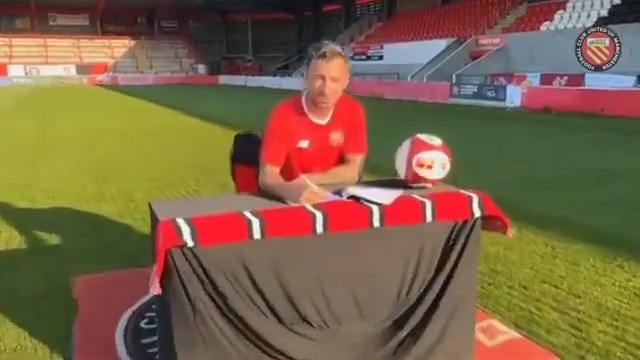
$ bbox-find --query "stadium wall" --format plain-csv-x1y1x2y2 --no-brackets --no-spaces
519,86,640,118
457,23,640,75
219,75,451,103
214,75,640,119
0,73,638,119
0,74,220,86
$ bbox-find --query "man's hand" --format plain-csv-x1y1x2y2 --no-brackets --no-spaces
259,166,334,204
297,185,333,204
286,176,333,204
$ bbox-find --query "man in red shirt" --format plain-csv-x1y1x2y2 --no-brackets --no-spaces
259,41,368,204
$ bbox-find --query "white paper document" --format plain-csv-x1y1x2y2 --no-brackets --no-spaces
340,185,405,205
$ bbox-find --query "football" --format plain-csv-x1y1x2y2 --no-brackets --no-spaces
394,133,452,187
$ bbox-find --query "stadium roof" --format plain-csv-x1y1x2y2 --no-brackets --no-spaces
18,0,335,14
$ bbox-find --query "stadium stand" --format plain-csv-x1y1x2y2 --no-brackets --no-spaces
189,19,226,73
540,0,615,30
245,16,298,72
503,1,567,33
282,1,385,75
0,35,196,75
111,39,196,75
200,5,356,76
596,0,640,25
358,0,519,44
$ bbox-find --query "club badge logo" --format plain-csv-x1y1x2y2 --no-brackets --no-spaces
575,26,622,72
329,131,344,147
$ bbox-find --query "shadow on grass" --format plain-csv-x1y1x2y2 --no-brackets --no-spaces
102,84,640,262
0,201,149,357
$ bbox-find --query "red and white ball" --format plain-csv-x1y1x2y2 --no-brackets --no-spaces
394,133,452,187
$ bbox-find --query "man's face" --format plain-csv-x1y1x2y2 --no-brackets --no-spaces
305,56,349,109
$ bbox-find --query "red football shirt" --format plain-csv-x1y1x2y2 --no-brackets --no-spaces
260,93,368,181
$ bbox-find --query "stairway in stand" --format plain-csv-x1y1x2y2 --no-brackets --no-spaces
486,2,529,34
135,49,152,73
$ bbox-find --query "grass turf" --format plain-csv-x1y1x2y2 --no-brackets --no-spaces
0,84,638,359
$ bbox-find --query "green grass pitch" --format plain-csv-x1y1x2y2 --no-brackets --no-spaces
0,84,639,359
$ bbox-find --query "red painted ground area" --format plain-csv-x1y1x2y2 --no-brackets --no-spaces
72,268,558,360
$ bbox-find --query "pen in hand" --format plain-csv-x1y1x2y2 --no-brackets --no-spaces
300,175,342,200
300,174,319,190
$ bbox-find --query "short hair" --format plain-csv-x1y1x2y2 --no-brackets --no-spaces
304,40,348,70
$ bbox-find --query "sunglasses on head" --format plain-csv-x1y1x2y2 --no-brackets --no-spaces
308,41,345,59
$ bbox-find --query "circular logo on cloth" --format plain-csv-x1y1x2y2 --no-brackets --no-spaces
575,26,622,72
411,150,451,182
115,294,160,360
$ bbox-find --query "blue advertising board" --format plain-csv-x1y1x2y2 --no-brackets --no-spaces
451,83,507,102
0,77,11,87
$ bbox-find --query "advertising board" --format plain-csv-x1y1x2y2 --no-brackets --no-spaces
347,39,452,65
451,83,506,102
470,35,504,60
7,64,77,77
539,73,584,87
159,19,179,34
8,77,50,85
583,73,637,88
476,35,504,48
487,73,541,86
454,75,487,85
47,13,91,26
348,44,384,61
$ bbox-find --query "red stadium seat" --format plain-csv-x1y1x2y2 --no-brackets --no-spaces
503,0,567,33
358,0,520,44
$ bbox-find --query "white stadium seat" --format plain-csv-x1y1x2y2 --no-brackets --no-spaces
542,0,614,31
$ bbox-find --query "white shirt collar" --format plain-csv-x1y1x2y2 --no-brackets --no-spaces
301,91,332,125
